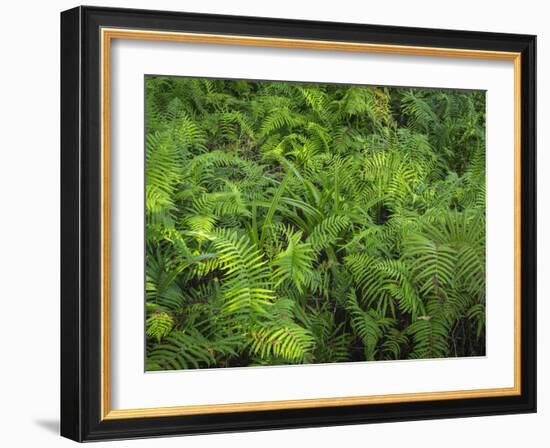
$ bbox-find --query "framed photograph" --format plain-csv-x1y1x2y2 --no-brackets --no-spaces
60,6,536,442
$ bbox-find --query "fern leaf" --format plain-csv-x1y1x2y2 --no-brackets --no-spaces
273,230,315,294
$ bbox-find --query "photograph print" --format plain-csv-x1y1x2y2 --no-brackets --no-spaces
144,76,486,371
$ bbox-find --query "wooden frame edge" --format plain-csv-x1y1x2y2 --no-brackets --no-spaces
100,27,523,420
102,386,520,420
100,28,112,421
514,53,522,396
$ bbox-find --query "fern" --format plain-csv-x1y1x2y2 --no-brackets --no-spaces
202,229,276,316
147,329,238,370
406,317,450,359
145,75,487,369
250,322,315,362
307,215,350,251
346,290,393,360
273,230,315,294
146,312,174,342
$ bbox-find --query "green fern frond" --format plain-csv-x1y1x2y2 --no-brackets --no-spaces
346,290,387,360
147,329,216,370
202,229,276,316
146,312,174,342
307,215,350,251
249,322,315,362
273,230,315,294
403,233,457,297
406,317,450,359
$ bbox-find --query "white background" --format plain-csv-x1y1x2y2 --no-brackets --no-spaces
111,40,515,409
0,0,546,447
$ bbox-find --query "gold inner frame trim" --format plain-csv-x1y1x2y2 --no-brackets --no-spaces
100,27,522,420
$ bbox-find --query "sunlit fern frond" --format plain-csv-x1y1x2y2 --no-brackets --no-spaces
306,215,350,252
249,321,315,363
200,229,276,316
260,107,304,137
273,230,315,294
146,312,174,342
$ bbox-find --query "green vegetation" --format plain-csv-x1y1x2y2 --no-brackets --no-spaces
144,76,486,370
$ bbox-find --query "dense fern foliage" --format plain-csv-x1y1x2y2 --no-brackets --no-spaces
144,76,486,370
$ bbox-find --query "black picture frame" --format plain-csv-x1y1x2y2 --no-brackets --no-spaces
61,5,536,442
